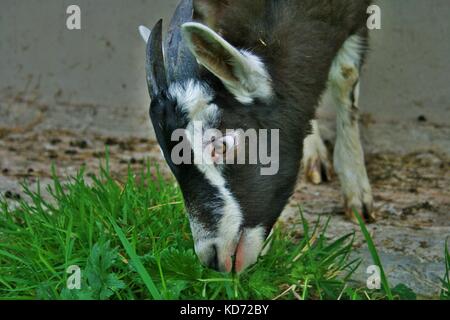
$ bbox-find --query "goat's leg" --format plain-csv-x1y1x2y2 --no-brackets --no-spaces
329,35,374,223
302,120,333,185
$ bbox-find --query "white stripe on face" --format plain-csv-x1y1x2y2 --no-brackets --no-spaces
168,80,243,272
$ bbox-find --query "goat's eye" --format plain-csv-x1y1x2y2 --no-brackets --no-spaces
210,135,237,163
221,141,228,155
214,136,235,154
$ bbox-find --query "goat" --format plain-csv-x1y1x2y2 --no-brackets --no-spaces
139,0,374,273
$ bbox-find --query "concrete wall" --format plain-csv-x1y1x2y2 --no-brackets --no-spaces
1,0,449,153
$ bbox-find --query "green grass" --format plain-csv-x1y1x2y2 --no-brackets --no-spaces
354,210,393,300
441,239,450,300
0,157,446,300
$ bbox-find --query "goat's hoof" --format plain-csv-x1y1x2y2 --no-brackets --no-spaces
302,133,333,185
304,156,333,185
345,200,376,224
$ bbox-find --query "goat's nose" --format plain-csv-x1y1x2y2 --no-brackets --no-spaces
195,242,233,273
206,245,220,271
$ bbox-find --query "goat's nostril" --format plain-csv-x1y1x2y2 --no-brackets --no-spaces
207,245,219,271
198,244,232,273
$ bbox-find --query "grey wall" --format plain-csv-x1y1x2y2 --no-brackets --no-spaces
0,0,179,106
1,0,449,152
362,0,450,125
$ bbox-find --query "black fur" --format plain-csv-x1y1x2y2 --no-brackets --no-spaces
193,0,371,232
150,0,371,242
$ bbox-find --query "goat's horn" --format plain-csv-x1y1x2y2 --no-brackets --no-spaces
165,0,199,83
146,19,168,100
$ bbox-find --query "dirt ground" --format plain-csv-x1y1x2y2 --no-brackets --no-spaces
1,126,449,298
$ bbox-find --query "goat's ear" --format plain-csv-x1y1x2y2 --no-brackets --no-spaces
193,0,227,30
138,25,151,43
181,22,272,104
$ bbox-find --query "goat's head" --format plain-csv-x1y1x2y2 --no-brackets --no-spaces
139,1,303,273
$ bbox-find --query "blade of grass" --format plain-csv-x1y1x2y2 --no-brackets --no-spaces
108,217,162,300
0,249,28,265
441,238,449,300
353,210,393,300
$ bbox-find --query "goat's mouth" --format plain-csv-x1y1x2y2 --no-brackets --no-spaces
209,232,243,274
195,226,267,274
220,232,244,274
233,232,248,273
233,227,267,273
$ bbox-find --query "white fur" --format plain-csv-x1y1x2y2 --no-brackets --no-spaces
328,35,373,216
232,50,273,104
238,226,266,272
185,122,242,267
169,80,244,269
189,216,216,265
168,79,218,122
